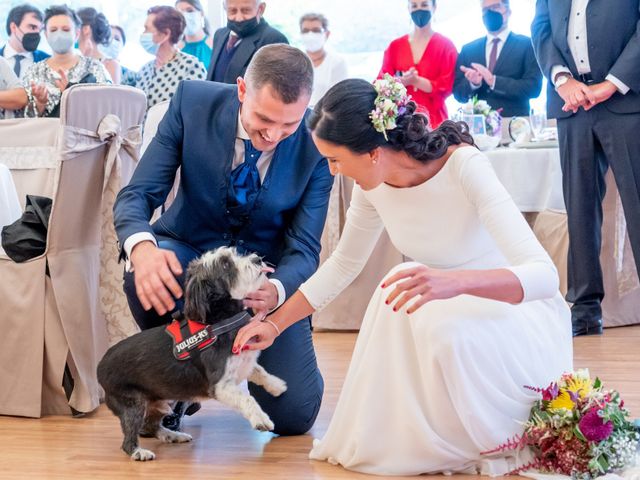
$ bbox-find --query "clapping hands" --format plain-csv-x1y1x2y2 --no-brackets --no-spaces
399,67,419,87
459,63,495,88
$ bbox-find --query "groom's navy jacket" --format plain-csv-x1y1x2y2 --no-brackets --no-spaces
114,80,333,299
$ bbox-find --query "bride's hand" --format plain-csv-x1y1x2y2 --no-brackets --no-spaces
381,265,463,314
233,317,279,353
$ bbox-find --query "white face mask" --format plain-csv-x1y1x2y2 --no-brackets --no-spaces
140,32,159,55
48,30,75,54
183,11,203,36
300,32,326,53
98,38,123,59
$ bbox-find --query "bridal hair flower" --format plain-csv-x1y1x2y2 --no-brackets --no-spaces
370,73,411,141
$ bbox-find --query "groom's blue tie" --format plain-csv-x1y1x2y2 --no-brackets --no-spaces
229,139,262,207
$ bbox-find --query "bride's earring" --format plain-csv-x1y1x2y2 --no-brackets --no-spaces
372,159,378,165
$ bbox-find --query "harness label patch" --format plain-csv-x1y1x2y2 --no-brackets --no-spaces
165,319,217,360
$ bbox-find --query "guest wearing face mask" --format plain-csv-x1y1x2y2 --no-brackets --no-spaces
206,0,288,84
1,4,50,82
22,5,111,118
175,0,213,70
299,13,348,108
379,0,457,128
106,25,137,87
453,0,542,118
77,7,121,84
135,6,206,109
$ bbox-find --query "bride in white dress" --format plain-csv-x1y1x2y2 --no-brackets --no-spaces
234,77,573,476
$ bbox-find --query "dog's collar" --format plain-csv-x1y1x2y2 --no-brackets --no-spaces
165,311,252,361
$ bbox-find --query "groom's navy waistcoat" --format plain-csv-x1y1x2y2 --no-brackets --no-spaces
114,80,333,299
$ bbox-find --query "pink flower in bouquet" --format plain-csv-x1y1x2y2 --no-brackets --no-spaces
579,408,614,442
542,382,559,401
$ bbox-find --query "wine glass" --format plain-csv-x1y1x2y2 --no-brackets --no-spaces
529,108,547,141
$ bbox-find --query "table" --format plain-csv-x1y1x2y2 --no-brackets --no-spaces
485,146,565,213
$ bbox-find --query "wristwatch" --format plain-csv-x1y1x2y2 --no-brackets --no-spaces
554,73,571,90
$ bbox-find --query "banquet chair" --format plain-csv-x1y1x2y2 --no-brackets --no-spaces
0,84,146,417
142,101,180,220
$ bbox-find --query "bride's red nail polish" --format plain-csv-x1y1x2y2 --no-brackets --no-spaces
381,283,386,288
242,346,250,351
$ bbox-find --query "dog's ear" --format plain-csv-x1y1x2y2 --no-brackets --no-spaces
183,259,233,322
183,274,208,322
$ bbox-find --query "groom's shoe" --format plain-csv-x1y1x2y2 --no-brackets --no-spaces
572,317,603,337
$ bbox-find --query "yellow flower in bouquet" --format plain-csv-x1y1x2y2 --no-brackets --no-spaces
548,389,576,412
566,376,592,400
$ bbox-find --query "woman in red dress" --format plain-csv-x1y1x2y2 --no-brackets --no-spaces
379,0,458,128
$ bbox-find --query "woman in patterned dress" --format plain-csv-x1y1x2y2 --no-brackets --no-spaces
135,6,206,110
22,5,111,118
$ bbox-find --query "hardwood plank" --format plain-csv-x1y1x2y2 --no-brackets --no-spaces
0,326,638,479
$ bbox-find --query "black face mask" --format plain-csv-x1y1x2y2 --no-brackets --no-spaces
20,31,41,52
227,17,260,37
411,9,432,28
483,10,504,32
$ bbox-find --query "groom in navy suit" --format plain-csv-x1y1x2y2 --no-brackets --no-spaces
114,44,333,435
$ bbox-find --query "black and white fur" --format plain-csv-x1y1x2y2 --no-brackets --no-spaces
97,247,287,461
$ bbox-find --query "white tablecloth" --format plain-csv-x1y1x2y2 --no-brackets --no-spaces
485,146,565,212
0,163,21,255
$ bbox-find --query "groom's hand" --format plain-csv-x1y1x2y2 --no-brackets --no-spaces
243,279,278,318
130,241,183,315
381,265,463,314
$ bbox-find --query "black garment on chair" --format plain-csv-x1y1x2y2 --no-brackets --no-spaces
1,195,52,262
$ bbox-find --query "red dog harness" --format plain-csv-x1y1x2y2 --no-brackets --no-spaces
165,311,252,361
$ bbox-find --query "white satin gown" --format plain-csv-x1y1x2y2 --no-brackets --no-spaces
299,146,573,476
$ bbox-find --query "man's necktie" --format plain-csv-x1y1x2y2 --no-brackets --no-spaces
229,139,262,207
13,54,25,78
488,38,500,72
226,34,239,52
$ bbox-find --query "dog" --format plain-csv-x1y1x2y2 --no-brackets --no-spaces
97,247,287,461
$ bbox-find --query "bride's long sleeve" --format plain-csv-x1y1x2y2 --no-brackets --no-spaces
455,150,560,302
299,184,385,310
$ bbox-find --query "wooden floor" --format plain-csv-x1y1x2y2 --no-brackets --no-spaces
1,327,639,479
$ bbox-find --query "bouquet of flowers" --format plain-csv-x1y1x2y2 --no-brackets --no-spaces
483,370,639,479
459,96,502,137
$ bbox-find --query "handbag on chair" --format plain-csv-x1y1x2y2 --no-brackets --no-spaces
1,194,52,262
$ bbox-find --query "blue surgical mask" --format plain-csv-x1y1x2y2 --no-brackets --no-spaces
183,11,202,36
48,30,76,54
411,9,432,28
140,32,159,55
98,38,123,59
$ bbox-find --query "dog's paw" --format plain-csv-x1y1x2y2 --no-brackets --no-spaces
131,447,156,461
264,377,287,397
157,428,193,444
250,410,275,432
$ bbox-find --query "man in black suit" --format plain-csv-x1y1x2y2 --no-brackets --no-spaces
207,0,288,83
453,0,542,117
532,0,640,336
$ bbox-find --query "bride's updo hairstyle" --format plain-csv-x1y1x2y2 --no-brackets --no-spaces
308,78,474,162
